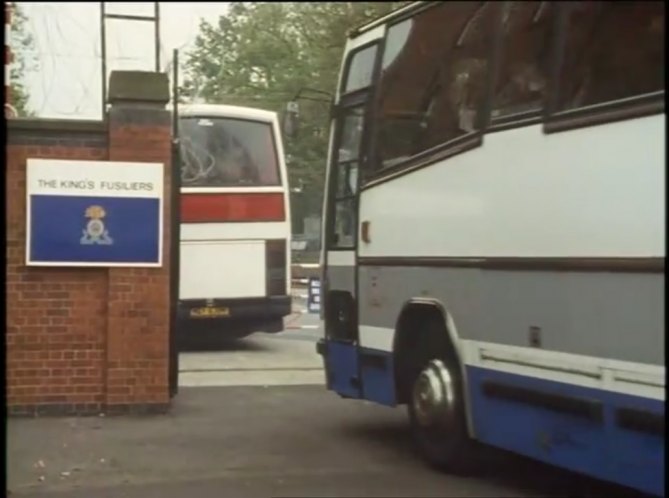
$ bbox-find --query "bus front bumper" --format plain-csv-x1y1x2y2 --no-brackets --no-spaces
177,296,291,322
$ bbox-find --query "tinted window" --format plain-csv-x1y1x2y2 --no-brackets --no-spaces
491,2,554,119
373,2,492,170
332,197,356,249
336,162,358,198
343,44,378,94
556,1,664,112
330,107,363,249
338,107,365,162
179,117,280,187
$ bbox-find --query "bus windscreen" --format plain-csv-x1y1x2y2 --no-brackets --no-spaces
179,117,281,187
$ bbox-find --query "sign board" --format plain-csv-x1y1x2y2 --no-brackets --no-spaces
307,277,321,314
26,158,164,267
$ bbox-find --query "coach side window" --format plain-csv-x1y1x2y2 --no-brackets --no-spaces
491,1,554,120
555,1,664,112
373,2,492,171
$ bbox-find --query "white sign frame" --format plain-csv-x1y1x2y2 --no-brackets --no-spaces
26,158,165,268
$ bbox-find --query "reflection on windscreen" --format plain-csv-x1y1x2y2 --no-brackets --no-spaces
179,117,281,187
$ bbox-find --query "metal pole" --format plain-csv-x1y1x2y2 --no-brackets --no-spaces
168,48,181,398
100,2,107,118
172,50,179,134
154,2,160,72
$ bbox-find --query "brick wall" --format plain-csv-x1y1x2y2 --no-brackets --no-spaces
6,79,173,416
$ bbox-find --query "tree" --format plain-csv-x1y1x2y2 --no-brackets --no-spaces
181,2,408,233
8,2,38,117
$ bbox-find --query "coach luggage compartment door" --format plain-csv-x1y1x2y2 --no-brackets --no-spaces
180,239,266,300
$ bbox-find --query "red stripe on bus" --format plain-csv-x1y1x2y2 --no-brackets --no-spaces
181,193,285,223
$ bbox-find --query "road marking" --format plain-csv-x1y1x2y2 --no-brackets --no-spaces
179,368,325,387
180,366,321,373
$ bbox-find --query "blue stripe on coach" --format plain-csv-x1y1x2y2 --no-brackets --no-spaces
323,342,664,496
467,366,664,497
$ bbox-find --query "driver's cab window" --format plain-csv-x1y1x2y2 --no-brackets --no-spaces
343,44,378,94
330,106,363,249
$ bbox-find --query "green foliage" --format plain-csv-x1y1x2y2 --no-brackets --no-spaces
181,2,408,230
9,3,38,117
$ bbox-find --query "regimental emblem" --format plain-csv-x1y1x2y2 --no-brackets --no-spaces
80,205,113,245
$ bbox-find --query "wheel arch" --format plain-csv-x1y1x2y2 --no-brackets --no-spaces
391,298,475,437
392,297,465,366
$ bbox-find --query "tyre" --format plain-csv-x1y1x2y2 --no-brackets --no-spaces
406,319,477,475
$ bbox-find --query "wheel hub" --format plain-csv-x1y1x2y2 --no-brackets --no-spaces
412,359,456,429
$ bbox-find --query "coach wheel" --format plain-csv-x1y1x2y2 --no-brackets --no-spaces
411,359,458,430
407,344,476,474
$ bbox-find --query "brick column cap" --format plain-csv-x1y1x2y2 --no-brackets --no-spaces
108,70,170,107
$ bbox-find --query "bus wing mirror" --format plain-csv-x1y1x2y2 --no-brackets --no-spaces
283,101,300,139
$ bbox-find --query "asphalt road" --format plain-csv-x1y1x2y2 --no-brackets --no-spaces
7,304,650,498
177,299,323,388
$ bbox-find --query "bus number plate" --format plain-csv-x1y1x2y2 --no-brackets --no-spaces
190,307,230,318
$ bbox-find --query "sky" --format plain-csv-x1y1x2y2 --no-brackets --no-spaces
14,2,230,120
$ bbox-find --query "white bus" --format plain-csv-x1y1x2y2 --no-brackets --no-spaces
316,2,664,496
177,104,292,341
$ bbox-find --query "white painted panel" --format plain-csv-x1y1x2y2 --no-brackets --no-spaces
271,118,292,224
179,104,275,123
461,340,665,401
347,25,384,50
359,115,665,258
27,159,163,198
181,186,285,194
359,325,394,351
327,251,355,267
180,240,265,299
181,221,290,242
350,331,665,399
353,2,424,38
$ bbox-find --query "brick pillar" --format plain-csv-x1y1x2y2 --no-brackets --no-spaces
104,70,172,413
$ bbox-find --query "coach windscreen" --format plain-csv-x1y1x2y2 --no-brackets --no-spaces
179,117,281,187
